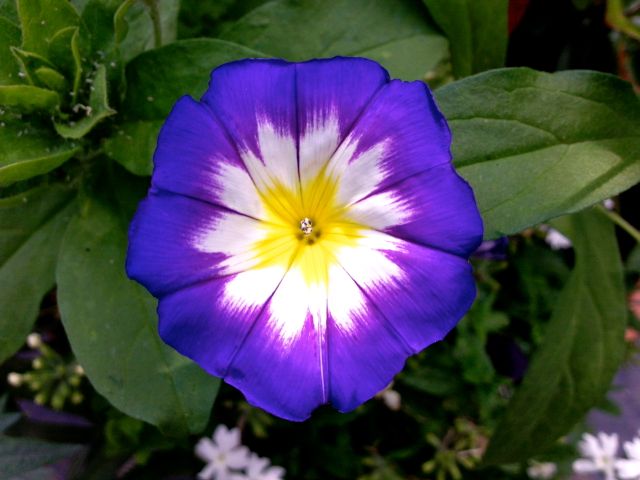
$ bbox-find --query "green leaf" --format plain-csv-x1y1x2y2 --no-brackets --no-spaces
0,0,18,23
0,85,61,113
123,38,264,121
219,0,448,80
104,120,162,176
56,199,220,436
118,0,179,63
34,66,68,92
9,47,56,86
0,122,80,186
0,17,20,85
17,0,81,58
435,68,640,239
0,434,82,478
54,64,116,139
484,208,626,464
0,185,75,364
422,0,508,78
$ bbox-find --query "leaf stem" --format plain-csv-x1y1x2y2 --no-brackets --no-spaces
143,0,162,48
597,204,640,243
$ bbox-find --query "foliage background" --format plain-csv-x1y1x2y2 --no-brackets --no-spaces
0,0,639,478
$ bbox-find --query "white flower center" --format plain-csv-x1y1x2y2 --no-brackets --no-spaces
299,217,313,236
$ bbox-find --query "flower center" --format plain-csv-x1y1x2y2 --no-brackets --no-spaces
300,217,313,236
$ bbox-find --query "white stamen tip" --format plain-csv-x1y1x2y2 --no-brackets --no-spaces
300,217,313,236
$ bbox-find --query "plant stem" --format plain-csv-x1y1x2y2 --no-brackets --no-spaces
598,204,640,243
143,0,162,48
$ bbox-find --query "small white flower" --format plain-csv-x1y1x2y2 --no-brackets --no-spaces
6,372,22,387
195,425,250,480
527,461,557,479
616,435,640,479
26,333,42,349
544,228,572,250
573,432,620,480
603,198,615,210
230,453,285,480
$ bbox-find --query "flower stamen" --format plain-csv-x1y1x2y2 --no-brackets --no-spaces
300,217,313,236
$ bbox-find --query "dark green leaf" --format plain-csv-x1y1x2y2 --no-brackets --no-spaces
423,0,508,78
436,68,640,238
56,199,219,436
0,17,20,85
47,26,86,101
0,435,82,479
0,85,60,112
0,185,75,364
104,120,162,176
219,0,448,80
123,38,264,120
17,0,81,58
118,0,179,63
9,47,56,86
484,208,626,464
0,0,18,23
0,122,80,186
54,64,116,139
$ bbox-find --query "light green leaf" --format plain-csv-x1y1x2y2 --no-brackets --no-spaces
219,0,448,80
435,68,640,239
17,0,81,58
0,185,75,364
423,0,508,78
0,85,59,113
104,120,162,176
0,17,20,85
34,66,68,92
0,122,80,186
123,38,264,121
54,64,116,139
484,208,626,463
56,199,219,436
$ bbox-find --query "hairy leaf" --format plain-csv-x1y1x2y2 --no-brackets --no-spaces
0,122,80,186
484,208,626,463
436,68,640,238
57,199,219,436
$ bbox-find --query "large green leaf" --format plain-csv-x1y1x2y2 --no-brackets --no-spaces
422,0,508,78
56,199,220,436
0,17,20,85
107,38,262,175
435,68,640,238
219,0,448,80
54,64,116,139
0,122,80,186
484,208,626,463
0,185,75,364
104,120,162,176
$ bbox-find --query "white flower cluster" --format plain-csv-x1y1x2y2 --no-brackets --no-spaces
195,424,285,480
572,432,640,480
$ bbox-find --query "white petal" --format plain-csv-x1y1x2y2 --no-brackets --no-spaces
300,113,339,184
197,462,219,480
624,438,640,460
218,162,265,219
598,432,620,457
213,425,241,451
617,459,640,479
579,433,602,458
195,438,218,462
227,446,251,469
573,459,600,473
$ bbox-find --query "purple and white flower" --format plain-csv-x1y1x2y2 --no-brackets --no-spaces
127,57,483,420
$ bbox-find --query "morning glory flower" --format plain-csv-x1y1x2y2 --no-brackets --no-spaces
195,424,250,480
573,432,620,480
616,435,640,479
127,57,483,420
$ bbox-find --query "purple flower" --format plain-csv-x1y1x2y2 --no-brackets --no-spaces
126,57,483,421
